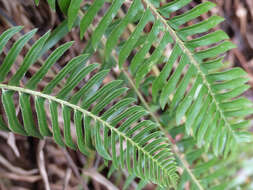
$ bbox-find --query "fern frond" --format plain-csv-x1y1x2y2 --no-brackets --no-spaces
169,127,251,190
144,0,253,156
53,0,253,156
0,27,178,187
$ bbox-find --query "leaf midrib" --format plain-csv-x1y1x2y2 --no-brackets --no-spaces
143,0,235,137
0,83,174,184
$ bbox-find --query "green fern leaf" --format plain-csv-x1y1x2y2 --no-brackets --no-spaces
68,0,82,30
58,0,71,15
0,27,178,188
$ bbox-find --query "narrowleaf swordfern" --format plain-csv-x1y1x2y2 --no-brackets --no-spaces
0,0,252,189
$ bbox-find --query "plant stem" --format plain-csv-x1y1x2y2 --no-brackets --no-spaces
142,0,235,138
0,83,172,181
122,68,204,190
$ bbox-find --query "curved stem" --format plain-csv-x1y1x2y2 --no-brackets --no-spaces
142,0,234,137
0,83,173,180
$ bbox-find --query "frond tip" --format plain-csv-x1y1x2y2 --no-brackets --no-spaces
0,27,178,187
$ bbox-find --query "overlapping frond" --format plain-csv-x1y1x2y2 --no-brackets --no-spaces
148,0,253,156
169,127,248,190
47,0,253,156
178,147,239,190
0,27,178,187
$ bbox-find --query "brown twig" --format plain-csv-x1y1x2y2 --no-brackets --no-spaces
233,48,253,87
37,140,51,190
62,168,72,190
61,148,89,190
0,153,38,176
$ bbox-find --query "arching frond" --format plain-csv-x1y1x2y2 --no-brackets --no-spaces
49,0,253,156
0,27,178,188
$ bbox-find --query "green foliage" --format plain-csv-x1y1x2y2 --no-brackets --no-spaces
1,0,253,189
0,27,178,188
169,126,247,190
62,0,253,156
68,0,82,29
